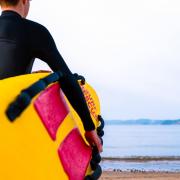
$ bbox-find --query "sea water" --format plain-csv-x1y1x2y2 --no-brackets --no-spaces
101,125,180,171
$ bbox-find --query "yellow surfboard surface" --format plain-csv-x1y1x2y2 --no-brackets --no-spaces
0,73,102,180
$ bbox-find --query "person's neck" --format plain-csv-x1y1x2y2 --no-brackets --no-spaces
1,6,24,17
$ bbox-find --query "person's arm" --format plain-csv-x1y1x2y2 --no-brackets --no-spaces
34,30,95,130
31,25,102,152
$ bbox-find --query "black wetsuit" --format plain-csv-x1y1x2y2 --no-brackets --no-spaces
0,10,95,131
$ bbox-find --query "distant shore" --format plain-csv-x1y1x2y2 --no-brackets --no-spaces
105,119,180,125
100,171,180,180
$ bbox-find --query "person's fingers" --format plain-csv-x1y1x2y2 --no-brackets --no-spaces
91,134,103,153
86,137,94,146
85,130,103,153
95,137,103,153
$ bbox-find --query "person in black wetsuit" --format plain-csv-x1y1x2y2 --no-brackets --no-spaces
0,0,102,152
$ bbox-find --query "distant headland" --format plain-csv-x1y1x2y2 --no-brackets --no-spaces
105,119,180,125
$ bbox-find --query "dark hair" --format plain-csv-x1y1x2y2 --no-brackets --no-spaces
0,0,20,6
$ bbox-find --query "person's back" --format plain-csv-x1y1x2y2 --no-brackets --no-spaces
0,10,33,79
0,10,68,79
0,0,102,152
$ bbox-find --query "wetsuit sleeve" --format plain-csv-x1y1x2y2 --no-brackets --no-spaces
32,26,95,131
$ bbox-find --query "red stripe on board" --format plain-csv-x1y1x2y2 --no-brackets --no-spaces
34,83,69,141
58,128,92,180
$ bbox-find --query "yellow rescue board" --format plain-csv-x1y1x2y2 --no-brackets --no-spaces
0,73,102,180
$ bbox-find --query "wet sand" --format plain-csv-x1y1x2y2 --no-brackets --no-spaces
102,156,180,162
100,171,180,180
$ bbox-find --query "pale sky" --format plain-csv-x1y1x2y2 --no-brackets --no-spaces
2,0,180,120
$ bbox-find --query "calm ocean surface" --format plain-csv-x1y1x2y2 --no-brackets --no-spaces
102,125,180,157
101,125,180,171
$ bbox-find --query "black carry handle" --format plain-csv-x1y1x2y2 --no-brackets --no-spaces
74,73,86,85
6,71,63,121
84,165,102,180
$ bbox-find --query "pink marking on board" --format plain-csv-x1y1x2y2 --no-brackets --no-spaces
34,83,69,141
58,128,92,180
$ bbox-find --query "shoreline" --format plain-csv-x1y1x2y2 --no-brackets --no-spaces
100,171,180,180
100,156,180,173
102,156,180,162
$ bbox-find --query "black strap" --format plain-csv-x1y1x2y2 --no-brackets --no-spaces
84,165,102,180
74,73,86,85
6,71,63,121
97,115,105,134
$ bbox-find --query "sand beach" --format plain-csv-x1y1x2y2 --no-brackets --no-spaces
100,171,180,180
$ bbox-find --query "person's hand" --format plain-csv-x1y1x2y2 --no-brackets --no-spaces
85,130,103,153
